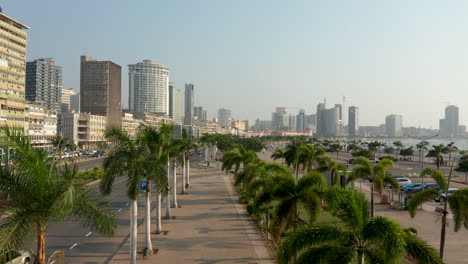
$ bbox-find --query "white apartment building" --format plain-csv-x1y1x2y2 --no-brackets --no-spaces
61,88,80,113
26,103,57,148
128,60,169,114
217,108,232,128
61,112,107,149
122,112,143,138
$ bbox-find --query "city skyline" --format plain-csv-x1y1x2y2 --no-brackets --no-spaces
9,1,468,128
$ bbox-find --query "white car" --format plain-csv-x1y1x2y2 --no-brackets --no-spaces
397,178,412,186
434,188,460,203
1,250,32,264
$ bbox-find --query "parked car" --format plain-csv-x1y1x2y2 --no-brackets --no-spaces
402,183,423,193
424,183,442,192
390,175,405,179
0,250,33,264
434,188,459,203
397,178,412,186
93,152,101,158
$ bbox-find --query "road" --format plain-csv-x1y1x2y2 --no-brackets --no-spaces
45,158,147,264
45,156,205,264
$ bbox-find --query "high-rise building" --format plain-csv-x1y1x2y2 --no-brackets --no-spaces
348,106,359,137
128,60,169,114
296,109,306,131
316,103,342,137
218,108,232,128
169,83,183,124
0,13,29,128
80,55,121,127
288,115,296,131
184,83,194,125
385,114,403,137
272,107,288,130
26,59,62,112
61,88,80,113
439,105,459,138
194,106,207,121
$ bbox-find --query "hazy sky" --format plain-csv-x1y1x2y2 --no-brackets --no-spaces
7,0,468,128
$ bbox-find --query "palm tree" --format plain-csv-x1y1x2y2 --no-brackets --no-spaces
50,134,76,156
408,167,468,258
270,171,326,241
222,145,258,191
349,157,394,218
0,129,116,264
317,155,348,186
101,127,149,263
277,186,444,264
426,144,449,169
297,144,325,173
250,162,291,240
137,124,169,247
283,140,303,172
393,140,403,159
156,122,176,219
271,148,285,164
416,140,429,163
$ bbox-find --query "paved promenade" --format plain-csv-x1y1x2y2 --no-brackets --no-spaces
108,162,275,264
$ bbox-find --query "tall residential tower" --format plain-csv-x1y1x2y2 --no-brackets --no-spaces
348,106,359,137
0,12,29,128
184,83,194,125
128,60,169,114
26,59,62,112
169,83,183,124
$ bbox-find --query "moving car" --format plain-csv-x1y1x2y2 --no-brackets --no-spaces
434,188,459,203
0,250,32,264
397,178,412,186
401,183,423,193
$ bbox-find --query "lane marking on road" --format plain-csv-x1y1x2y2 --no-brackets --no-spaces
125,203,129,206
70,243,78,249
139,194,142,197
118,208,122,212
85,232,92,237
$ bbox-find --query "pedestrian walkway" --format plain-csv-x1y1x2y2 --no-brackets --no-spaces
108,162,275,264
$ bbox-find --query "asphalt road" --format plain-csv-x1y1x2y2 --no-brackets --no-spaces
45,158,148,264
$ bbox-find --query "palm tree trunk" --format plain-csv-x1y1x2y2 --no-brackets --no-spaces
440,164,454,258
186,158,190,188
357,250,364,264
371,183,375,218
130,199,138,264
37,222,47,264
172,159,178,208
166,161,172,218
266,206,270,240
155,192,162,234
181,155,186,194
145,181,152,253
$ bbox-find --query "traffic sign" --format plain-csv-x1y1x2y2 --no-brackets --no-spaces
141,181,147,190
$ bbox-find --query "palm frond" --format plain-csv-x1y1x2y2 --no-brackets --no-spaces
408,189,440,218
420,168,447,191
403,233,444,264
276,225,348,264
448,190,468,232
296,245,354,264
363,217,406,263
69,188,117,236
